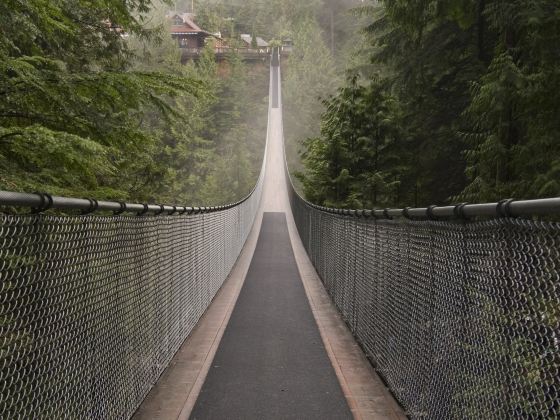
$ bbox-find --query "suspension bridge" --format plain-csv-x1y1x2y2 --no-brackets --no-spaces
0,50,558,419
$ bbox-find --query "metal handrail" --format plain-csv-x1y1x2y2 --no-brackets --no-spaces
0,184,259,215
0,142,265,216
284,172,560,220
292,197,560,220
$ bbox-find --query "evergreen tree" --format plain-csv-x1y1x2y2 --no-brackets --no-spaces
459,0,560,202
299,76,408,208
299,0,560,208
0,0,203,199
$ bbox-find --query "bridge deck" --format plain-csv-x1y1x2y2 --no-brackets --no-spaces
133,58,405,420
190,212,352,419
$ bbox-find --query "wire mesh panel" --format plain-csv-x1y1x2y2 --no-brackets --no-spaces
289,187,560,419
0,175,263,418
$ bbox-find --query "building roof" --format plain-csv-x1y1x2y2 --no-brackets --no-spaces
180,13,202,32
168,13,210,36
240,34,269,48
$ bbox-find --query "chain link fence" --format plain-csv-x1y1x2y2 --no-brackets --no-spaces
0,170,264,418
289,186,559,419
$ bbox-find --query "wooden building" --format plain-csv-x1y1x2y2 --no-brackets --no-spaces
169,13,213,50
167,13,288,64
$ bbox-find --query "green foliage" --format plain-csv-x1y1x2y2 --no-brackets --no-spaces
130,30,267,206
0,0,270,205
195,7,223,33
459,0,560,202
299,0,560,208
283,18,339,178
189,1,362,194
196,49,267,204
299,76,408,208
0,0,204,200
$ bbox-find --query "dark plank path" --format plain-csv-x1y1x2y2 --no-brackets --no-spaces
190,212,352,420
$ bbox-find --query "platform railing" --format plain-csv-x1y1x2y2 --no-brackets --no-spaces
180,46,274,60
287,175,560,418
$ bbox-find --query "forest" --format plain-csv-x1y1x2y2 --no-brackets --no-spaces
300,0,560,208
1,1,559,208
0,0,268,205
0,0,358,206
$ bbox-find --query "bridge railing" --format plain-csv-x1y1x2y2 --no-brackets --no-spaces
287,180,559,418
180,46,274,61
0,153,265,418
